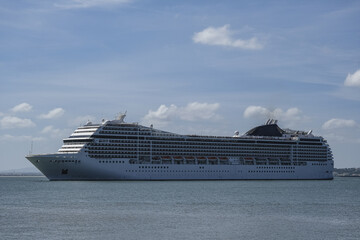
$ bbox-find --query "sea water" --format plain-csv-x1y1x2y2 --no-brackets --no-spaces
0,177,359,240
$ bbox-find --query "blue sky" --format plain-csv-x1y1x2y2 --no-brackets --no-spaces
1,0,360,170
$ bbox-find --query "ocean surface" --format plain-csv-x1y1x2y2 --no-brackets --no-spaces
1,177,359,240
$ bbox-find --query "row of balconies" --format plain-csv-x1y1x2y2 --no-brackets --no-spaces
95,134,300,145
87,147,292,154
87,150,291,158
88,144,293,151
96,139,326,150
86,147,292,154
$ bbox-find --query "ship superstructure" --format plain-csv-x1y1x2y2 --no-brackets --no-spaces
26,114,334,180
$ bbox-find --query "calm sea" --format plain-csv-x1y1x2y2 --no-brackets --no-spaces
0,177,359,240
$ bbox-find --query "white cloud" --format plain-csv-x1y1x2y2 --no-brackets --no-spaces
281,108,304,122
54,0,132,9
244,106,304,124
0,112,4,117
322,118,357,130
39,108,65,119
142,102,221,127
11,103,33,113
193,25,263,50
323,133,346,142
68,115,96,126
0,116,36,129
244,106,269,119
0,134,45,142
181,102,221,121
41,125,71,139
41,125,60,134
344,69,360,87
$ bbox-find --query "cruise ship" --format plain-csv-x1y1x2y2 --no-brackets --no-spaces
26,113,334,180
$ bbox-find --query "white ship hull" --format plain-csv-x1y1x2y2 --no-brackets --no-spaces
26,153,334,180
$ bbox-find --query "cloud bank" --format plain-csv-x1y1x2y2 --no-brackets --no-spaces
142,102,220,127
54,0,132,9
41,125,61,134
0,116,36,129
39,108,65,119
68,115,96,126
322,118,357,130
193,25,263,50
243,106,304,124
0,134,45,142
344,69,360,87
11,103,33,113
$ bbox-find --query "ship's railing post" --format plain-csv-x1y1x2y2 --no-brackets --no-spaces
150,140,152,163
137,127,139,161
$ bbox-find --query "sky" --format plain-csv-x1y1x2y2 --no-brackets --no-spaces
0,0,360,171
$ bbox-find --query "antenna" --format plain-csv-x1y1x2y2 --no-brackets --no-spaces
29,140,33,155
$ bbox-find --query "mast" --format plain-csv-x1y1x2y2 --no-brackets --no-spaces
29,140,33,155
